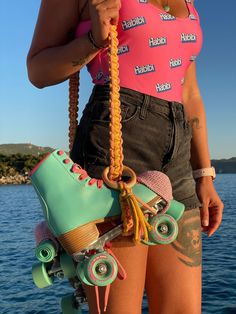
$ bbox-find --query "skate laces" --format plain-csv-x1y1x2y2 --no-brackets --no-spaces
94,244,127,313
71,163,104,189
118,181,153,243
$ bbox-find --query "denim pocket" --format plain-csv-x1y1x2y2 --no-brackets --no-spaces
90,100,139,123
120,101,139,123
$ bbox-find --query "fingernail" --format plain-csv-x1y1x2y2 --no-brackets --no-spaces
202,220,209,227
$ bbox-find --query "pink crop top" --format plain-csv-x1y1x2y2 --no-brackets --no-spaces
76,0,203,103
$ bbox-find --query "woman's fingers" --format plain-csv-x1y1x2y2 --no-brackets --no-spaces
196,180,224,237
207,203,224,237
199,199,210,228
90,0,121,20
89,0,121,45
200,202,224,237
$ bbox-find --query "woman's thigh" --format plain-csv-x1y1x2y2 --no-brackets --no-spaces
145,208,202,314
85,238,149,314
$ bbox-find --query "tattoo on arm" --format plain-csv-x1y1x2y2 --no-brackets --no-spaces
72,55,91,67
171,208,202,267
189,117,201,129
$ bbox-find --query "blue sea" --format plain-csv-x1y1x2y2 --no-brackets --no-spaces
0,174,235,314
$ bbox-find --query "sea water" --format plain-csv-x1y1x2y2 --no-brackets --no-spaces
0,174,235,314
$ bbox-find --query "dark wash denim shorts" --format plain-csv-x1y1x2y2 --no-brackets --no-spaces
71,85,201,210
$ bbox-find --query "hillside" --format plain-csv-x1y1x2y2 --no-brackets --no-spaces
0,144,235,184
0,143,54,156
212,158,236,174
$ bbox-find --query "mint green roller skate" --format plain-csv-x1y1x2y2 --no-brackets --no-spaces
30,150,185,314
30,150,184,260
30,150,184,259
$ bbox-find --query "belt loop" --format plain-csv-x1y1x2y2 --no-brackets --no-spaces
139,94,150,120
168,101,175,119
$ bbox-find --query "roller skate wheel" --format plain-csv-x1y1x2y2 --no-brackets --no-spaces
32,262,53,288
60,252,77,279
84,252,118,286
76,261,94,286
61,294,82,314
149,214,178,244
35,240,56,263
166,199,185,221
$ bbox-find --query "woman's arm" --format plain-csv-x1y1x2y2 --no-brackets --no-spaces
182,62,224,237
182,62,211,170
27,0,100,88
27,0,120,88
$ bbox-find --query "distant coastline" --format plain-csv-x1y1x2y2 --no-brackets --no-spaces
0,143,236,185
0,174,31,185
0,143,52,185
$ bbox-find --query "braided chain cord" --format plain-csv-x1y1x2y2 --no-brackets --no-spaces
67,26,151,243
108,25,124,181
107,26,152,243
68,26,123,177
68,72,80,153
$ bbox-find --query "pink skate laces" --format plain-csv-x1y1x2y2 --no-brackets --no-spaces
55,150,104,189
70,163,104,189
94,243,127,314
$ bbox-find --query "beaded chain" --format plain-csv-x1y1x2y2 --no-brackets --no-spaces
68,25,123,181
68,25,151,243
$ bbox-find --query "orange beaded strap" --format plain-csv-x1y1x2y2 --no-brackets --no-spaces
68,72,79,153
107,25,123,181
68,25,152,243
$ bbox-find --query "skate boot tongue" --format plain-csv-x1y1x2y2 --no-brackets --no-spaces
137,171,173,212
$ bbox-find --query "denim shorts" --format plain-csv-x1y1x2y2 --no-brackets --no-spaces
71,85,201,210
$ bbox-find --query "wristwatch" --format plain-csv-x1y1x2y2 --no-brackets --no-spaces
192,167,216,180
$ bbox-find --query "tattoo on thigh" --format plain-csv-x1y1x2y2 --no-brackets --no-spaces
171,209,202,267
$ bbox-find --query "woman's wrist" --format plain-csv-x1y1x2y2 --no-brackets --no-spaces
87,30,109,50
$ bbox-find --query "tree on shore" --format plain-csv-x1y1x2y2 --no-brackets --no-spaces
0,153,46,177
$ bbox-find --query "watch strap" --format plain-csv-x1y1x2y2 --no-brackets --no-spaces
192,167,216,180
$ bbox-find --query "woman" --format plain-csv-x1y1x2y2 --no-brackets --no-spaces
27,0,224,313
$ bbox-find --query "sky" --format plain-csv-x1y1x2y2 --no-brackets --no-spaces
0,0,235,159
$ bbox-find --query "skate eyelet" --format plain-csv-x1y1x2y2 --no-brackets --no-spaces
57,150,64,156
63,159,70,164
78,176,84,181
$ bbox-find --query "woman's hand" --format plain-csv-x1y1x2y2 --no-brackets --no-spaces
196,177,224,237
89,0,121,47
